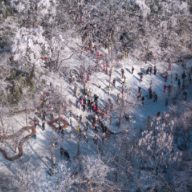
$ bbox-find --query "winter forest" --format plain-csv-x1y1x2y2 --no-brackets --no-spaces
0,0,192,191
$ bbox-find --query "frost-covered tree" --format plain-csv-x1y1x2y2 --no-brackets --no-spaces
138,116,182,191
11,26,48,71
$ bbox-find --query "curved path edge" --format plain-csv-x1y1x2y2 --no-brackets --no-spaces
0,126,36,161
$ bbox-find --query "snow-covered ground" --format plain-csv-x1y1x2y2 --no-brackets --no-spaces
0,39,192,191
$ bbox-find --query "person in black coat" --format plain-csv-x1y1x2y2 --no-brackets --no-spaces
121,69,124,78
76,100,78,108
175,73,178,81
132,66,134,74
154,93,158,102
182,72,186,80
138,86,141,93
60,147,64,155
43,111,46,120
83,103,85,111
50,113,54,121
146,68,149,74
83,98,86,105
61,129,64,138
64,150,70,161
165,98,168,106
154,66,157,75
149,67,152,75
42,119,45,130
141,96,145,105
79,115,82,123
58,125,62,133
113,78,116,87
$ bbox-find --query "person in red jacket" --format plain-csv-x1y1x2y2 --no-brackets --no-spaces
96,106,99,114
169,63,171,70
164,84,167,92
103,63,106,70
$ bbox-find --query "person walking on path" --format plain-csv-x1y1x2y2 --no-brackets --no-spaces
50,113,54,121
79,115,82,123
113,78,116,87
64,150,71,161
164,84,167,92
132,66,134,74
83,96,86,105
165,98,168,106
93,134,98,144
175,73,178,81
42,119,45,130
154,66,157,75
146,68,149,75
137,91,142,101
106,131,111,140
121,68,124,78
169,63,171,71
77,126,80,135
182,71,186,80
117,93,120,103
141,96,145,105
103,63,106,71
83,103,85,111
140,73,143,82
83,130,88,142
96,106,99,114
178,77,181,89
76,99,79,108
153,92,157,102
69,110,72,118
138,86,141,93
61,129,64,139
94,105,97,113
73,88,77,96
88,103,91,112
170,81,173,90
109,68,112,77
85,121,89,129
149,67,152,75
165,71,168,82
148,87,152,99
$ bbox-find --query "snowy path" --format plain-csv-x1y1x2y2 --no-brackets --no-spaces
0,39,192,187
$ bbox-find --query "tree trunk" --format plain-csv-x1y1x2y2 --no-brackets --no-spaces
51,144,55,174
56,51,60,72
77,133,81,157
87,179,92,192
110,115,112,125
26,108,29,132
119,108,122,127
155,165,159,192
108,71,111,96
114,170,117,184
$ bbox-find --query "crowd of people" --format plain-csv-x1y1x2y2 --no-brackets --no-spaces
33,36,192,162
